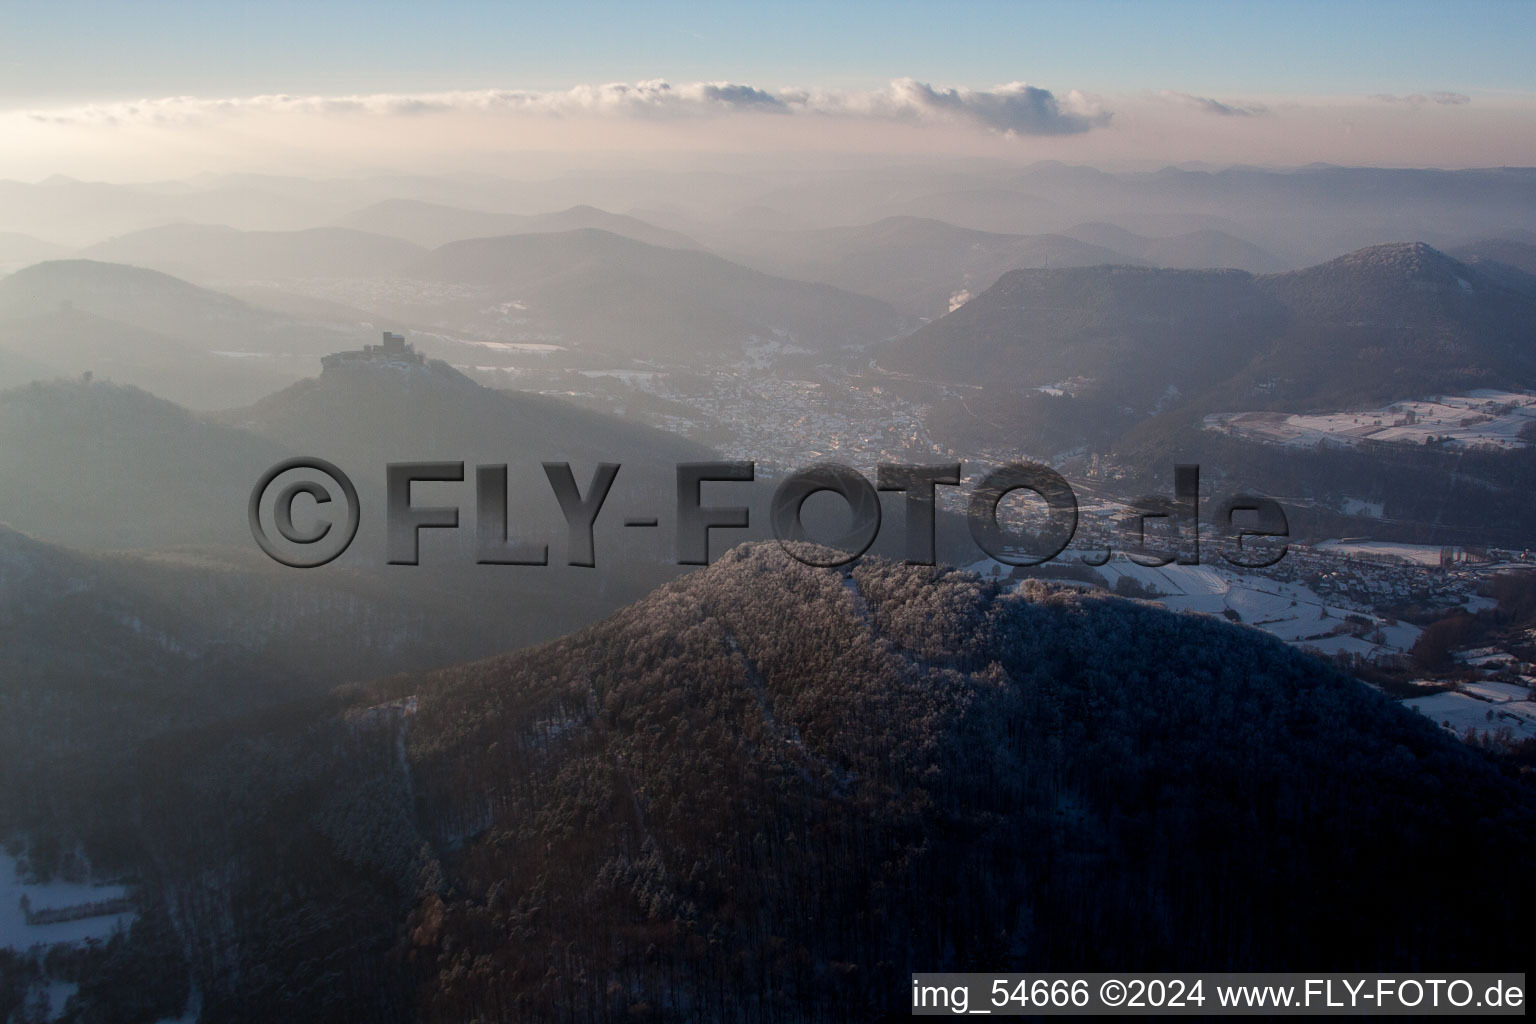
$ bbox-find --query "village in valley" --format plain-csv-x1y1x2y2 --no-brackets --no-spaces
978,539,1536,755
499,358,1536,756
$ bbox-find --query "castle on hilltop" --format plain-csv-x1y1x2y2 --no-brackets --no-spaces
322,331,426,369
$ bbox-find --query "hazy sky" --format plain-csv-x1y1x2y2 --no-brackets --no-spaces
3,0,1534,178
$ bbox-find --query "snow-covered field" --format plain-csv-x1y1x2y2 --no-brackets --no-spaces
1462,680,1534,703
1015,557,1421,659
1313,540,1463,567
1207,389,1536,451
1461,647,1518,668
1402,691,1536,743
579,369,662,386
0,850,134,952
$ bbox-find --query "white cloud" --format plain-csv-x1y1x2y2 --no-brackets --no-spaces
6,81,1527,181
782,79,1110,135
20,77,1108,136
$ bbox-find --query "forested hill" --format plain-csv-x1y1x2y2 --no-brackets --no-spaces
124,542,1533,1022
880,242,1536,435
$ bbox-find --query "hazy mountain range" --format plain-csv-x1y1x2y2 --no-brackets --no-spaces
1059,221,1284,272
884,241,1536,427
712,216,1138,317
5,163,1532,255
398,228,908,361
80,224,428,283
338,199,703,250
0,163,1533,1021
0,259,371,405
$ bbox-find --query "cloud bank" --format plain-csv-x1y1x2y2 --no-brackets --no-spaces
3,76,1517,181
782,79,1109,135
21,77,1109,137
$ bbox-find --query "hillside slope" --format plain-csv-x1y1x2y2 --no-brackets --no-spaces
880,243,1536,454
0,524,505,788
399,228,908,362
0,377,291,549
111,543,1534,1022
1237,242,1536,407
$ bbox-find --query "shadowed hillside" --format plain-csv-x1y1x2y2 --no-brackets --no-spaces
881,243,1536,455
79,543,1534,1022
221,353,714,571
0,378,292,549
1251,242,1535,401
0,524,507,793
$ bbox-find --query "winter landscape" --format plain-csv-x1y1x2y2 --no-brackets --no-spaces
0,2,1533,1020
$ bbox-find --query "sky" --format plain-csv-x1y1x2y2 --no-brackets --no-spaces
2,0,1534,179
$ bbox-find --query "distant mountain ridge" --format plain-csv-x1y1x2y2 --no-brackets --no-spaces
1448,237,1536,296
0,258,373,406
399,227,907,360
0,175,352,245
0,306,301,409
1450,237,1536,277
0,231,70,271
224,347,713,472
1237,241,1536,406
882,241,1536,427
716,215,1141,317
337,199,703,250
1061,221,1285,272
0,258,360,355
80,223,427,282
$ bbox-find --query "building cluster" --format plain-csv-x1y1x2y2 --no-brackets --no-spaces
1217,542,1529,615
322,331,426,370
